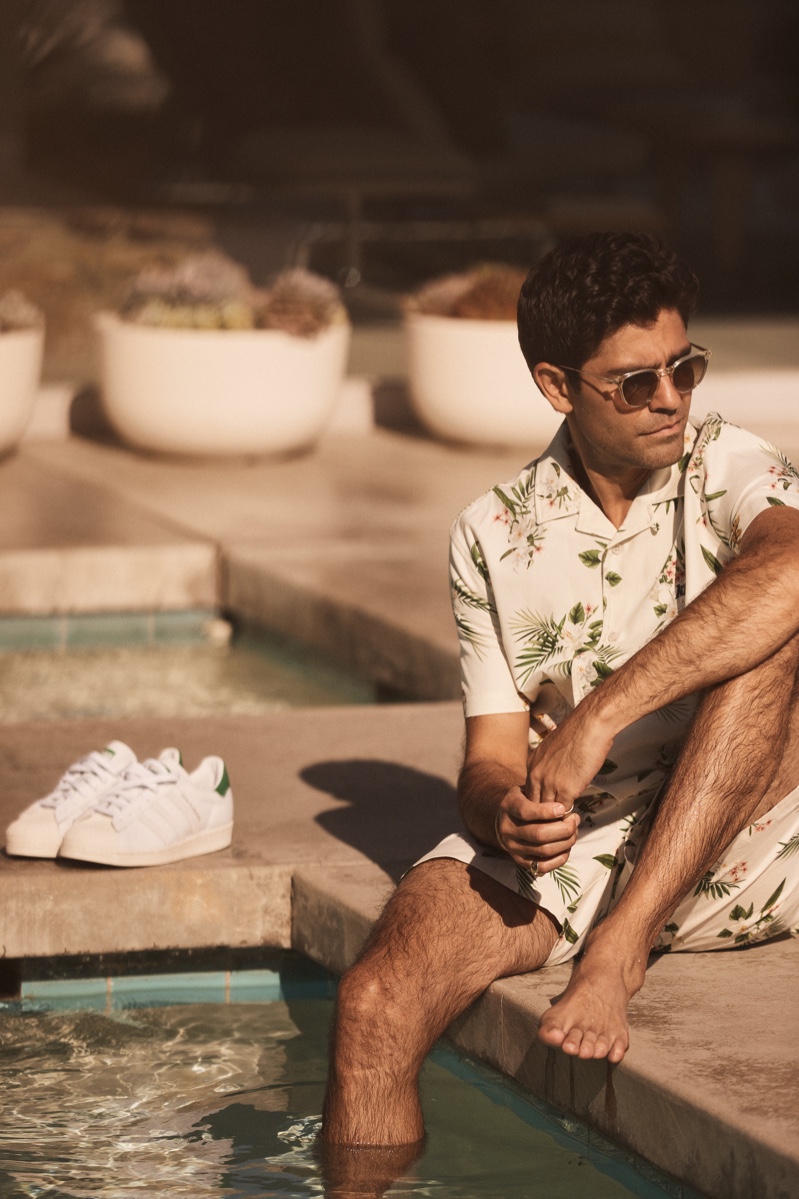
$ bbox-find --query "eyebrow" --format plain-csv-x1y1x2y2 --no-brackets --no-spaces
605,344,693,375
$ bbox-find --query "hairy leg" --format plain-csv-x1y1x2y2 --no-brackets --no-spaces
538,632,799,1063
323,858,558,1150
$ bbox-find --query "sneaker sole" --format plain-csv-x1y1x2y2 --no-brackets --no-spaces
4,834,59,859
59,823,234,868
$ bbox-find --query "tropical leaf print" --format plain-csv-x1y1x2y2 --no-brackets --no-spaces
469,540,489,581
717,878,786,944
451,577,495,613
550,863,581,905
578,548,604,569
767,496,786,506
511,612,565,680
777,833,799,860
763,445,799,488
594,853,618,870
454,614,488,660
701,545,724,575
561,918,579,945
605,571,622,587
693,870,739,900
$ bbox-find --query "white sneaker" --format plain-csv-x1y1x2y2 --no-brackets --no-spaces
58,754,233,867
5,741,138,858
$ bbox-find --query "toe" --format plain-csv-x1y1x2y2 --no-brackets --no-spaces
591,1036,610,1060
608,1035,628,1064
536,1018,567,1048
561,1027,584,1056
577,1030,598,1060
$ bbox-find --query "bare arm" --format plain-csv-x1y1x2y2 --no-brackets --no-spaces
458,711,580,873
527,505,799,805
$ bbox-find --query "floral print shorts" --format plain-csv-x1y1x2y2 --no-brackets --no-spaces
412,784,799,967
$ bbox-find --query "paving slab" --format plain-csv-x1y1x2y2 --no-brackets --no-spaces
0,452,216,613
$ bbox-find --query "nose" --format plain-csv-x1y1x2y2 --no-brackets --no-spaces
651,372,682,410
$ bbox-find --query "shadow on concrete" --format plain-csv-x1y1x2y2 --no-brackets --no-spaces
300,758,458,881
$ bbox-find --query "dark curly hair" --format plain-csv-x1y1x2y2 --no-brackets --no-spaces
517,232,699,375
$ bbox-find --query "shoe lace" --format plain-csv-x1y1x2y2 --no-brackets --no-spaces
94,758,179,820
41,752,120,810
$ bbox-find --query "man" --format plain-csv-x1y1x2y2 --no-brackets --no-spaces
322,232,799,1153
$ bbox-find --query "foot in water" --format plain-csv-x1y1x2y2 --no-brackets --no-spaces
536,933,649,1063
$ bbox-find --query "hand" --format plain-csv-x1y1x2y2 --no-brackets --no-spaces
526,704,616,809
495,784,580,875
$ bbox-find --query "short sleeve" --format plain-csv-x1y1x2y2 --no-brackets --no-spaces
449,512,529,716
690,415,799,554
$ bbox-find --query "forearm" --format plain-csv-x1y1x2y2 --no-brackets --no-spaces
457,758,525,848
588,519,799,739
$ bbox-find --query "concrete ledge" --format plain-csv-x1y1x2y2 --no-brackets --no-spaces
0,860,293,956
224,546,460,700
292,862,799,1199
0,544,217,615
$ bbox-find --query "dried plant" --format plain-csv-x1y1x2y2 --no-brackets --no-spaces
405,264,527,321
121,254,344,336
0,290,44,332
256,268,345,338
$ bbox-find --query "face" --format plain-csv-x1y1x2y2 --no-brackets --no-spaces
559,308,693,480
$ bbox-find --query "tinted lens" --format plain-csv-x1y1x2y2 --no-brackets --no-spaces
672,353,707,393
619,371,658,407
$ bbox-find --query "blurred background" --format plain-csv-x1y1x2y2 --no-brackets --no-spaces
0,0,798,384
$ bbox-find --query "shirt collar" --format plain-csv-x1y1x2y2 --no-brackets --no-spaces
533,419,699,531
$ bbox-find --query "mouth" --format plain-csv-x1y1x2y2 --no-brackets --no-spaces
644,419,684,436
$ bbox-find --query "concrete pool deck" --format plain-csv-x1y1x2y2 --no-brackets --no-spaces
0,320,798,1199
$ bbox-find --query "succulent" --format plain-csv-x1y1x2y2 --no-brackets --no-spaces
121,253,344,336
405,264,527,321
256,268,345,338
0,290,44,332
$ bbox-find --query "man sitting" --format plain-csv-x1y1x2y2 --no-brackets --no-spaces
322,231,799,1154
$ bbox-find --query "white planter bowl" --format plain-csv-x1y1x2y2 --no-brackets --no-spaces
0,327,44,455
405,313,562,448
95,313,351,456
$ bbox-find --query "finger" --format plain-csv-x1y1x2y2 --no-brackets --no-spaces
510,817,579,847
517,850,571,875
517,800,579,823
510,829,578,858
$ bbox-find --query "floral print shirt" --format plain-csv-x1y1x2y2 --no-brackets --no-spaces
450,412,799,804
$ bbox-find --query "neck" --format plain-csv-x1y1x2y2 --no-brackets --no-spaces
566,441,650,530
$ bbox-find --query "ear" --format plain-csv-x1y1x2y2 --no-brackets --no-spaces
532,363,575,414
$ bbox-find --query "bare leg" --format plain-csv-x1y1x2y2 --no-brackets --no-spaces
323,858,558,1157
538,633,799,1063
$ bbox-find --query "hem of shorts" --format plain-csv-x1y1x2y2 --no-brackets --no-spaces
403,852,569,966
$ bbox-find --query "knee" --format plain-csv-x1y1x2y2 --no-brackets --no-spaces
335,961,396,1036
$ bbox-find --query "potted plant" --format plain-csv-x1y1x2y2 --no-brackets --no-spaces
404,263,561,447
0,291,45,457
95,253,350,456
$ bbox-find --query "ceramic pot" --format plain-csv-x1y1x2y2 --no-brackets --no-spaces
95,313,351,456
0,327,45,455
405,313,561,447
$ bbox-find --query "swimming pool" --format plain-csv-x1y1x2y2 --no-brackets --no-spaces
0,952,695,1199
0,617,378,722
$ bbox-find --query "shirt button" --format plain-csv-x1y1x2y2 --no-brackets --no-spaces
612,546,622,555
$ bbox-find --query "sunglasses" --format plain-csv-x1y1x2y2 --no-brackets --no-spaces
558,344,711,408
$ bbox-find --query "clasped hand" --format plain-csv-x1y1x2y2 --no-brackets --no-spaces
494,708,615,874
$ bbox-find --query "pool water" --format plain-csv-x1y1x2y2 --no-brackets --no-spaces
0,963,686,1199
0,627,376,723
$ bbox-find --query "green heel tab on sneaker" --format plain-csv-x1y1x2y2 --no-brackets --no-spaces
215,763,231,796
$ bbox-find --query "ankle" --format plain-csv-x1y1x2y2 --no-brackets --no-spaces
581,927,649,991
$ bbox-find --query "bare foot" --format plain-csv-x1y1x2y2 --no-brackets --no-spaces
537,934,648,1063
